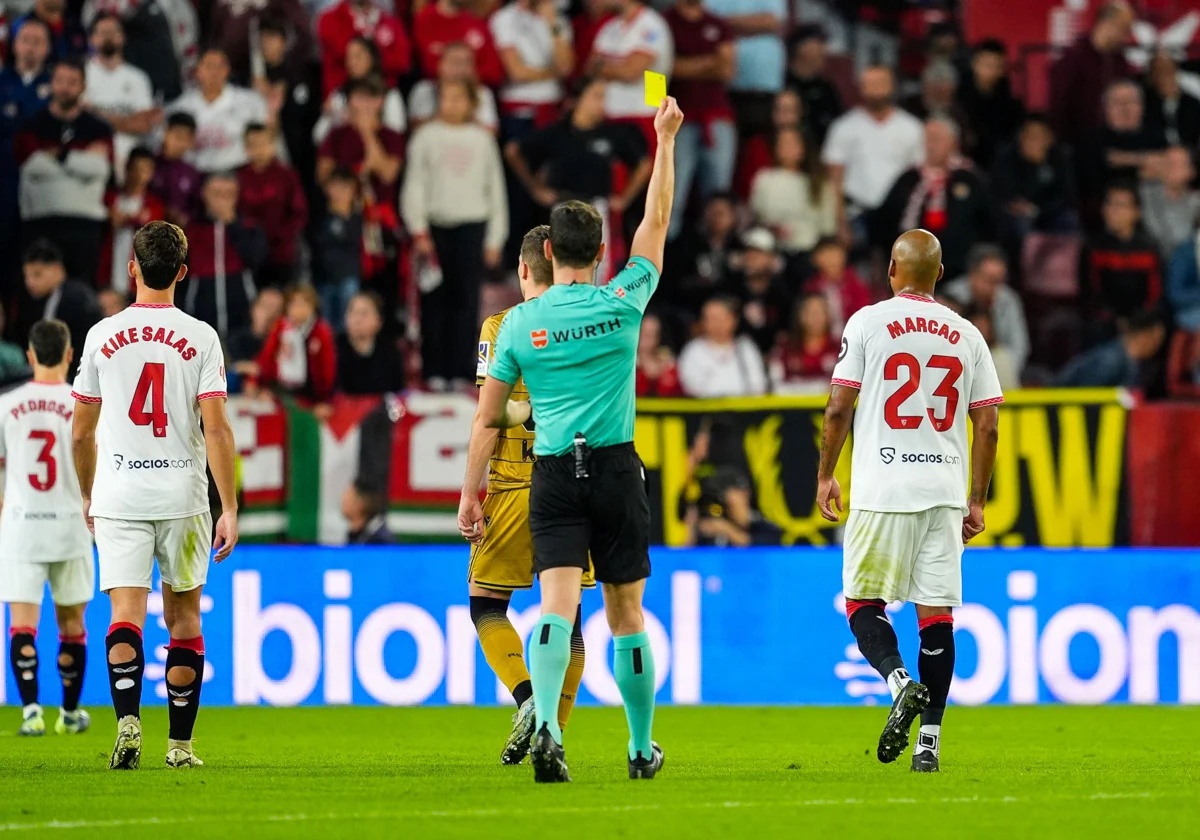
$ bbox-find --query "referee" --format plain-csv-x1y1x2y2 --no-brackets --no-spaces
473,96,684,784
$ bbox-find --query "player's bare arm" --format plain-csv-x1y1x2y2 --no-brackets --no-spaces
628,97,684,273
816,384,858,522
200,398,239,562
965,404,1000,543
71,401,101,534
477,375,520,430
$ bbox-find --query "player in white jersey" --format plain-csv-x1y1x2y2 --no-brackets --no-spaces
0,321,95,737
71,221,239,771
816,230,1002,773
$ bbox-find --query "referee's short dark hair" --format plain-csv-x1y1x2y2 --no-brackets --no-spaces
521,225,553,286
549,200,603,269
28,319,71,368
133,221,189,290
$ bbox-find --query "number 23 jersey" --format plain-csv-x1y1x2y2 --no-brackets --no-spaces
72,303,228,521
830,294,1004,514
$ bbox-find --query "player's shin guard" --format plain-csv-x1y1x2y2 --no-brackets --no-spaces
9,627,39,707
470,596,533,707
847,600,910,697
58,634,87,712
105,623,144,720
613,632,656,762
558,606,585,731
916,615,955,756
165,636,204,741
528,614,573,745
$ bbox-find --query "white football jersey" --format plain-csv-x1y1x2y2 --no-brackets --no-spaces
593,8,673,118
831,294,1004,513
72,304,227,521
0,382,92,563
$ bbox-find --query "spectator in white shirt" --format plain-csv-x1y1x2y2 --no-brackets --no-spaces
749,126,835,259
587,0,674,148
822,65,923,244
313,36,407,145
491,0,573,137
678,296,769,397
85,14,160,184
164,47,269,173
408,40,499,133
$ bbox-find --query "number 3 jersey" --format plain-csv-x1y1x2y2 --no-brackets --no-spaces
0,382,92,562
830,294,1004,514
72,304,228,521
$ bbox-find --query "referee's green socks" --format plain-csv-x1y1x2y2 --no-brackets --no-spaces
529,613,574,745
614,632,656,761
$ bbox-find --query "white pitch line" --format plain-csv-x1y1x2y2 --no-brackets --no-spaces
0,791,1180,832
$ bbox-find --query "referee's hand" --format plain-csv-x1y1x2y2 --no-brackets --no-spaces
458,493,486,545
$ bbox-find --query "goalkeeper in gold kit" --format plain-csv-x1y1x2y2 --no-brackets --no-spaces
458,226,595,765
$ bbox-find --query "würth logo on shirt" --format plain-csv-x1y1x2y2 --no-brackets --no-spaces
530,329,548,349
614,287,626,298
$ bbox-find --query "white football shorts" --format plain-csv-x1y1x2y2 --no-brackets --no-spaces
94,512,213,593
842,506,964,606
0,554,95,606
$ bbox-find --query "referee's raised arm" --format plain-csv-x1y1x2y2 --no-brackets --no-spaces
628,97,684,274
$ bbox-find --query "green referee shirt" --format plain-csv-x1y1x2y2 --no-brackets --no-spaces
488,256,660,457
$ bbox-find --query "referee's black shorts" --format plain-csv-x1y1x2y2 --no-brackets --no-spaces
529,442,650,585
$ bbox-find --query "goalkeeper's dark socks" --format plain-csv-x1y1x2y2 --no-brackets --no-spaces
9,626,39,707
847,600,910,697
470,596,533,707
105,623,144,720
166,636,205,740
57,633,87,713
917,615,955,755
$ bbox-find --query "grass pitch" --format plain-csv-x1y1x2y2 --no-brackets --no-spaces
1,706,1198,838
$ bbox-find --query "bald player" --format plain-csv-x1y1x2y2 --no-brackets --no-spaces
815,229,1002,773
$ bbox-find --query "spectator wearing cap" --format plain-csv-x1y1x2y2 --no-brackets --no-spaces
727,227,789,353
785,26,841,144
1055,309,1165,388
1050,1,1134,149
314,37,407,144
957,38,1023,171
100,147,164,291
822,65,923,245
941,243,1030,375
669,191,739,320
1144,51,1200,150
802,235,871,336
586,0,674,151
875,116,998,280
748,125,834,272
164,48,269,173
490,0,574,134
1082,183,1163,345
182,172,268,338
635,311,682,396
402,79,508,389
678,296,768,397
704,0,785,139
1141,145,1200,262
337,291,405,394
84,14,160,183
734,87,799,199
413,0,504,88
316,77,405,210
15,59,112,285
992,113,1078,243
14,239,102,377
769,293,838,394
408,41,500,132
254,284,338,404
317,0,410,96
665,0,735,240
79,0,197,103
0,19,51,273
12,0,87,60
208,0,313,87
150,111,204,226
237,122,308,289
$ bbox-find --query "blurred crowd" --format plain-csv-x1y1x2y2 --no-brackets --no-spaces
1,0,1198,404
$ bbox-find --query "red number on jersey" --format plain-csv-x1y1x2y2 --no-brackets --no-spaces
883,353,964,432
129,362,168,437
28,429,56,491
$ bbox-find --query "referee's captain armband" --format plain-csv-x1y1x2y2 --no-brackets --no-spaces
603,257,661,314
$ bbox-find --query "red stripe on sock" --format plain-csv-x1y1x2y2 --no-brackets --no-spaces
845,598,886,620
108,622,142,638
168,635,205,654
59,633,86,644
9,626,37,639
918,614,955,630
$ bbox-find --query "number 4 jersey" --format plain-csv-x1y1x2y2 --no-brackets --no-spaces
831,294,1004,514
0,382,92,562
72,303,227,521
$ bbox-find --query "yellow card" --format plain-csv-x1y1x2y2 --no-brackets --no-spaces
644,70,666,108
